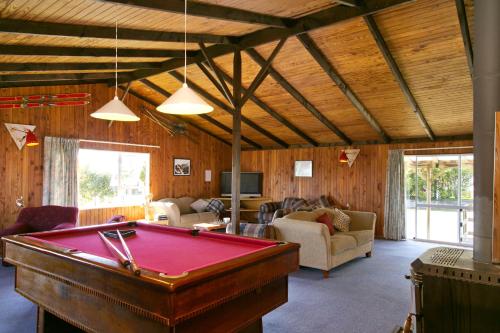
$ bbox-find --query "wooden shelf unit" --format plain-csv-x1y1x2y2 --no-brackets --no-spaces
216,197,272,222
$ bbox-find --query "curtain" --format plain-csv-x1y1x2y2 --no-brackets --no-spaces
384,150,406,240
42,137,80,207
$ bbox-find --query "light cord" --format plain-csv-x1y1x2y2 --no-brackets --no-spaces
115,20,118,97
184,0,187,84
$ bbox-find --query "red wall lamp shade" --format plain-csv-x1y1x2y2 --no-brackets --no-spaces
25,130,39,147
339,150,348,163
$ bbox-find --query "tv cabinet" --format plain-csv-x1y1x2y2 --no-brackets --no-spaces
216,197,272,222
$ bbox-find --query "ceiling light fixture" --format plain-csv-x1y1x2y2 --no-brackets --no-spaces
156,0,213,115
91,22,140,122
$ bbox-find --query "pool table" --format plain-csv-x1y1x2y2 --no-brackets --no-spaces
2,222,299,333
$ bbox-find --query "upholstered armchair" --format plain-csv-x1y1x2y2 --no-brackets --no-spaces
1,205,79,263
258,197,308,224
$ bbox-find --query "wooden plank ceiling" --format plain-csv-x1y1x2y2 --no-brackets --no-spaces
0,0,474,150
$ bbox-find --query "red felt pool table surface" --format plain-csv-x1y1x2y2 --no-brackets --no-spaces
27,222,277,276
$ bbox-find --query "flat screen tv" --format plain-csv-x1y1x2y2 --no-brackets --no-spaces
220,172,263,197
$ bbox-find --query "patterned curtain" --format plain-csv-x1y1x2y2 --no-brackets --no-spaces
42,137,80,207
384,150,406,240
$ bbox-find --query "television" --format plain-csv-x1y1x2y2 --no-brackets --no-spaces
220,172,263,197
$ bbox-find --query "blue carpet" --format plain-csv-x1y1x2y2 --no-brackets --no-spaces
0,240,436,333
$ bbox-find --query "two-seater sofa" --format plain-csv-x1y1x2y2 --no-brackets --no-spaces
272,208,376,278
151,197,218,228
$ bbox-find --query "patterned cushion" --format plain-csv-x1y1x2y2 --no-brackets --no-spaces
319,195,332,208
205,199,225,217
260,201,282,213
190,199,209,213
282,197,307,211
332,208,351,232
226,222,274,239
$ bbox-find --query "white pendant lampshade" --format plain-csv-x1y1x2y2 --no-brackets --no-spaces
91,96,140,121
156,83,213,115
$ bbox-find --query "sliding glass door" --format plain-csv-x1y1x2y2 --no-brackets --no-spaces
405,154,473,245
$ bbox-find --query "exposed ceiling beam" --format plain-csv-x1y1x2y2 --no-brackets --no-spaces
246,48,352,145
121,85,232,146
455,0,473,77
100,0,292,28
243,134,473,151
241,38,286,106
198,61,318,147
0,73,119,82
0,79,110,88
364,15,435,141
118,0,412,83
169,71,289,148
0,62,161,72
0,18,231,44
199,42,235,106
334,0,361,7
297,33,390,143
1,45,196,58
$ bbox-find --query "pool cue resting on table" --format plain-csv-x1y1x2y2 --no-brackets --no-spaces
97,231,130,267
116,229,141,276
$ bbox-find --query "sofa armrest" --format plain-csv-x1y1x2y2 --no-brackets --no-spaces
272,218,331,270
0,223,32,238
151,201,181,226
343,210,376,232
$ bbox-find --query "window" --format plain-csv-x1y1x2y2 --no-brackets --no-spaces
78,149,150,209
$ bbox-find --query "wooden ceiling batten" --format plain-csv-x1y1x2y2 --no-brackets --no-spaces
454,0,473,77
0,72,119,82
100,0,292,27
1,45,192,58
118,0,412,83
297,33,391,143
364,15,436,141
198,61,319,147
0,18,231,44
0,79,111,88
168,71,289,148
246,48,352,145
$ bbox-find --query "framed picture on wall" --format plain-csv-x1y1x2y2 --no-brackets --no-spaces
173,158,191,176
294,160,313,177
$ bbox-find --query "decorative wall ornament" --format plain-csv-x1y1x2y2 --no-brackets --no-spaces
344,149,360,167
173,158,191,176
294,160,313,177
4,123,37,150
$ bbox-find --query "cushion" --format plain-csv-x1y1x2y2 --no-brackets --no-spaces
226,222,274,239
341,230,373,246
330,234,357,255
332,208,350,232
282,197,307,211
316,213,334,235
205,199,225,217
190,199,209,213
319,195,331,208
158,197,194,215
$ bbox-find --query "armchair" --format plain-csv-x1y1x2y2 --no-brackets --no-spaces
258,197,307,224
1,205,79,263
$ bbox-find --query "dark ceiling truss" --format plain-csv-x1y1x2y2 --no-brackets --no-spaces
0,62,161,72
454,0,473,78
137,79,261,148
245,48,352,145
168,71,289,148
1,45,196,58
364,15,436,141
297,33,391,143
0,18,231,44
100,0,293,28
124,83,231,146
116,0,412,83
197,61,318,147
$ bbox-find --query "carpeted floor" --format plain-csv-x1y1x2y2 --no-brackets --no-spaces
0,240,436,333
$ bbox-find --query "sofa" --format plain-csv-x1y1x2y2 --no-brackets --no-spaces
258,197,308,224
272,208,376,278
150,197,221,228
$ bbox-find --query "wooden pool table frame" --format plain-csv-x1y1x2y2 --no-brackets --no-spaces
2,222,299,333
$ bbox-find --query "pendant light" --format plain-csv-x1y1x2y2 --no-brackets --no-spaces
91,22,140,121
156,0,213,115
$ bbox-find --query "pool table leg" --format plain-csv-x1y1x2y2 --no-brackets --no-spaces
37,307,84,333
238,318,263,333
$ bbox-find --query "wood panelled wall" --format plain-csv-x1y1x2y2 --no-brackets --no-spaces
241,140,473,237
0,84,231,230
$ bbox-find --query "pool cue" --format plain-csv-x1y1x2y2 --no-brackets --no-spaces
97,231,130,267
116,229,141,276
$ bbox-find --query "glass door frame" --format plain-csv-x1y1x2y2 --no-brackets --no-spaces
406,153,473,247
